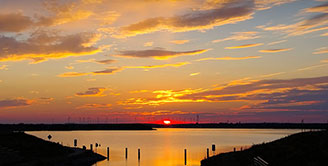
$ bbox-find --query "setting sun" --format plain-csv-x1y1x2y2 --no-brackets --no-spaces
163,120,171,125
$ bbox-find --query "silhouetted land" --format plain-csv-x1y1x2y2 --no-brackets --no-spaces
201,130,328,166
0,123,154,131
150,123,328,129
0,131,105,166
1,123,327,132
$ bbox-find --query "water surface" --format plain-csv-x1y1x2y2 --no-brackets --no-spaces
28,128,300,166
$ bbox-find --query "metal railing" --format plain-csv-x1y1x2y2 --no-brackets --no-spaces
254,156,269,166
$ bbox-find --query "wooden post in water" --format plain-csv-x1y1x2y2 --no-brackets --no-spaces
74,139,77,147
184,149,187,165
107,147,109,160
207,148,209,158
125,148,128,159
138,148,140,161
90,144,93,151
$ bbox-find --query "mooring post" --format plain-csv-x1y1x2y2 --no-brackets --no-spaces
90,144,93,151
184,149,187,165
125,147,128,159
107,147,109,160
74,139,77,147
207,148,209,158
138,148,140,161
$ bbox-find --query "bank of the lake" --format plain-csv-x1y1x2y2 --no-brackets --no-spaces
0,131,105,166
201,130,328,166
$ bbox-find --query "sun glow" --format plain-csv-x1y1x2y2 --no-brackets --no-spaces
163,120,171,125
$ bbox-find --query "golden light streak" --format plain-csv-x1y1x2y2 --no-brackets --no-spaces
225,43,263,49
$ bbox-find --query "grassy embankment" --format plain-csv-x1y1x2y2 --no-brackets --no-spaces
0,131,106,166
201,130,328,166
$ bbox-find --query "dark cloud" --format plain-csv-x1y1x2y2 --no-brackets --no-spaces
0,98,34,109
113,1,254,37
181,76,328,111
92,67,123,75
0,13,34,32
114,48,208,60
76,87,107,97
96,59,117,64
0,32,101,63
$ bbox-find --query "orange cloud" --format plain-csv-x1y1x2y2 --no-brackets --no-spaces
297,64,328,71
258,12,328,36
313,47,328,54
225,43,263,49
196,56,261,61
76,103,112,110
267,40,287,46
113,48,209,60
0,65,8,70
57,72,89,77
303,2,328,13
259,48,292,53
129,90,150,94
0,32,102,63
170,40,190,45
144,42,154,47
118,88,208,106
137,110,190,116
112,2,254,37
76,87,107,97
190,72,200,76
212,31,260,43
58,67,123,77
124,62,190,70
118,76,328,110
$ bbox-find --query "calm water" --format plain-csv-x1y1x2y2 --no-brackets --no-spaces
28,128,300,166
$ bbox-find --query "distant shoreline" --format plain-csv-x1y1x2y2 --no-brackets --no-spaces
0,123,154,131
151,123,328,129
0,123,327,132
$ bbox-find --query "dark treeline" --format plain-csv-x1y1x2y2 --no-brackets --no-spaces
0,123,154,132
149,123,328,129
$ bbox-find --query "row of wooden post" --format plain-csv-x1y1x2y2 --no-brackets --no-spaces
75,139,244,165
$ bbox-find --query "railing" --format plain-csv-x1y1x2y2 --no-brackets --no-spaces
254,156,269,166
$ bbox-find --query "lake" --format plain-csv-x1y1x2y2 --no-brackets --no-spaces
28,128,300,166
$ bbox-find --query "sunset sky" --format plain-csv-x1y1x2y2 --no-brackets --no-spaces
1,0,328,123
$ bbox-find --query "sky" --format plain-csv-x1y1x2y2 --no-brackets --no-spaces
0,0,328,123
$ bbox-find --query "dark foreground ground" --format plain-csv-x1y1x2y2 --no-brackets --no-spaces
201,130,328,166
0,132,105,166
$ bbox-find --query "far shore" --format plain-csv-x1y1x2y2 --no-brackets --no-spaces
0,123,327,132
